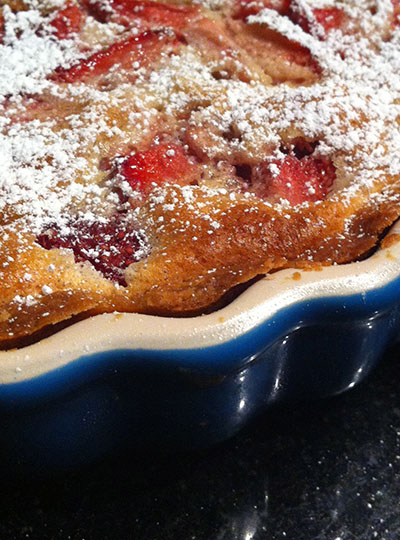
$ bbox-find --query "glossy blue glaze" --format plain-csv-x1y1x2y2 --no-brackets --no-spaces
1,276,400,470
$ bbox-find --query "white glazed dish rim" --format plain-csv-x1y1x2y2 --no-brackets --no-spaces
1,220,400,384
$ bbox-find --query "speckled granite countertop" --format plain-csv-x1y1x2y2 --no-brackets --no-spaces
1,346,400,540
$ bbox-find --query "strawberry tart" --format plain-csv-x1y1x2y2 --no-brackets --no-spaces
1,0,400,346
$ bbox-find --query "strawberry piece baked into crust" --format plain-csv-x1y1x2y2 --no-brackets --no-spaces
83,0,199,33
52,30,179,83
118,143,199,196
1,0,400,346
37,217,146,286
49,2,85,39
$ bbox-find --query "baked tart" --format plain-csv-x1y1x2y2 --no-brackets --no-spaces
1,0,400,346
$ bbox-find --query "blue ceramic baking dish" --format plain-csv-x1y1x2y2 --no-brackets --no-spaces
1,221,400,470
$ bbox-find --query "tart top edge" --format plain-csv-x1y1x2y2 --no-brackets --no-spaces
1,0,400,344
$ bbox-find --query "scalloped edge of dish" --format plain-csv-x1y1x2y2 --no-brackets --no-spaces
1,221,400,384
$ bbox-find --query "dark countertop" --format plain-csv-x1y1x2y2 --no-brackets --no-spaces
1,346,400,540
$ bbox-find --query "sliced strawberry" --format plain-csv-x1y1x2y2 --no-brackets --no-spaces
234,0,322,75
289,6,344,37
51,30,178,83
37,216,145,285
251,154,336,205
233,0,342,36
233,0,290,20
50,2,84,39
280,39,319,71
392,0,400,25
0,13,4,44
313,7,344,34
119,143,198,196
84,0,198,34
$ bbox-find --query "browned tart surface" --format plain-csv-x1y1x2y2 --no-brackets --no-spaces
1,0,400,345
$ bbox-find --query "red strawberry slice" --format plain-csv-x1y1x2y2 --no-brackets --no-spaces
84,0,198,34
392,0,400,25
0,11,4,44
234,1,323,73
289,6,344,37
233,0,290,20
50,2,84,40
281,40,319,72
37,216,145,285
119,143,198,196
281,6,343,68
313,7,344,34
51,30,178,83
252,154,336,205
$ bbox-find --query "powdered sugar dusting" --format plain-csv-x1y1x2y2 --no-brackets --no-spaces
1,0,400,266
0,5,81,96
